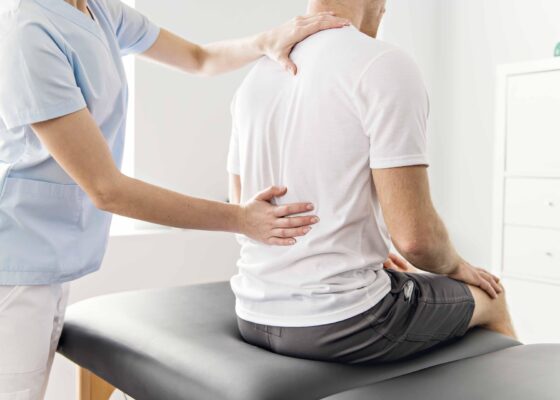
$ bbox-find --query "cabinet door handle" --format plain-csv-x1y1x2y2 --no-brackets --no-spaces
545,251,554,258
546,200,556,208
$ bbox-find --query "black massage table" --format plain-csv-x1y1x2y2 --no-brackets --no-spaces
58,282,560,400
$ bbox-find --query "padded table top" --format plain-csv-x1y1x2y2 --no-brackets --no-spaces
326,344,560,400
58,282,520,400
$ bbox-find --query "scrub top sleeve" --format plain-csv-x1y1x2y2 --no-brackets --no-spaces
107,0,160,56
355,50,430,170
0,24,86,130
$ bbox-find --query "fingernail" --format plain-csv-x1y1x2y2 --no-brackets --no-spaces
304,227,311,233
312,217,320,223
307,204,314,210
290,239,296,245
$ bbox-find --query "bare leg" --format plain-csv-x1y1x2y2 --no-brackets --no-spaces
467,284,517,340
384,253,517,340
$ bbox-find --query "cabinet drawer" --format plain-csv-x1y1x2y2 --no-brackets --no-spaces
506,71,560,173
503,226,560,282
504,178,560,229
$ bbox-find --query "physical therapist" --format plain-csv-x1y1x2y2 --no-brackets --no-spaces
0,0,348,398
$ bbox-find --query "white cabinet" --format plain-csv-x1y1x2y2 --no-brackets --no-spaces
504,178,560,229
494,59,560,344
503,226,560,282
506,70,560,173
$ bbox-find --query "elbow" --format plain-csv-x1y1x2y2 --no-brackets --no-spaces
191,45,214,77
89,179,121,213
393,236,434,261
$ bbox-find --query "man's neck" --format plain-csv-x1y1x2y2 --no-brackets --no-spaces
307,1,381,38
64,0,89,15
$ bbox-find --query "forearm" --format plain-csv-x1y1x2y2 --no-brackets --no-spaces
376,169,501,297
103,174,242,232
390,218,503,299
373,167,462,276
396,213,462,275
142,29,265,76
32,109,319,245
197,34,266,76
142,14,349,76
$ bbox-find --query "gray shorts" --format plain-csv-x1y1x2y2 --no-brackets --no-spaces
237,270,475,364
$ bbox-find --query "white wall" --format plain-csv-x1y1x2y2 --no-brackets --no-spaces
134,0,309,202
381,0,560,268
379,0,445,207
425,0,560,267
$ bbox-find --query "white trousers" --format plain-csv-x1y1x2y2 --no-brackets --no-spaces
0,284,70,400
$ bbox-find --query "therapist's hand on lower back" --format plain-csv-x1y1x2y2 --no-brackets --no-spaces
31,109,318,246
240,186,318,246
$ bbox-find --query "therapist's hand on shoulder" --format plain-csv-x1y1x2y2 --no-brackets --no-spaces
143,11,349,77
260,12,350,75
239,186,319,246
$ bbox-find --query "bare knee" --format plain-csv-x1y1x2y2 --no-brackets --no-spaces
467,284,516,339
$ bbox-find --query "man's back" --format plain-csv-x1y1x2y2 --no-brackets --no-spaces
228,26,429,327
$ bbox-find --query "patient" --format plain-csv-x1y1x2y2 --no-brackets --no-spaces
227,0,516,363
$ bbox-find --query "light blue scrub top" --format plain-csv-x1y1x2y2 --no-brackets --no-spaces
0,0,159,285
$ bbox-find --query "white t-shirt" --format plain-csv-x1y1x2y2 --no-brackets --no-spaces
227,26,429,327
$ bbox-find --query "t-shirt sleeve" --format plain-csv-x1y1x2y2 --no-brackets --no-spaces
355,50,430,169
227,96,241,175
0,24,86,130
104,0,160,56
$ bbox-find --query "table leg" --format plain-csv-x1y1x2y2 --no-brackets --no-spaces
78,367,116,400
